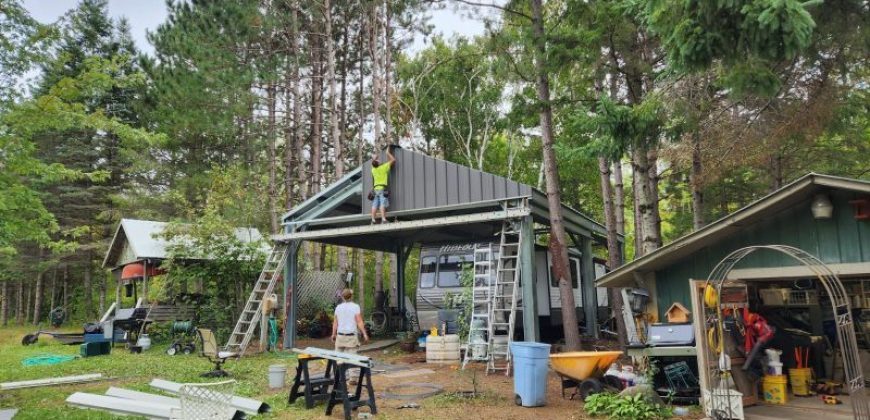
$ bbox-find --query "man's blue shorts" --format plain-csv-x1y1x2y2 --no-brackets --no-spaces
371,189,389,210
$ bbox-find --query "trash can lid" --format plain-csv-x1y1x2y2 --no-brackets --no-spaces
509,342,551,349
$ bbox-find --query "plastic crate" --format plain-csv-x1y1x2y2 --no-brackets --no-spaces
788,289,818,305
759,288,789,306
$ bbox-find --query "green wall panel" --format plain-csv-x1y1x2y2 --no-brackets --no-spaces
653,194,870,319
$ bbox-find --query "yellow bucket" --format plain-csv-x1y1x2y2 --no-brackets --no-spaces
789,368,813,396
762,375,788,404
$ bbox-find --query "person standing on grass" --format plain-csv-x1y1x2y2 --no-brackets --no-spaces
370,147,396,224
331,288,369,353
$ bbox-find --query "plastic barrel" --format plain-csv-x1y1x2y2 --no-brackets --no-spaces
510,342,551,407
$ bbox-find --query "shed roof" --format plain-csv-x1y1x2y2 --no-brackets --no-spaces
596,173,870,288
102,219,268,269
279,147,614,251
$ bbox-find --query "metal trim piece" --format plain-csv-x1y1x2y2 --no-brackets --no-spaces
67,392,174,418
105,387,181,408
273,206,531,242
1,374,103,390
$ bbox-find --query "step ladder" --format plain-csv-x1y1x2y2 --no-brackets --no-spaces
487,221,522,375
461,243,496,369
225,242,291,356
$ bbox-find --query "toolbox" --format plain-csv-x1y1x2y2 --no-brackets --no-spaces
647,323,695,346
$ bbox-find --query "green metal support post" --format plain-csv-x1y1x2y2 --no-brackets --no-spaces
581,237,598,338
394,243,406,331
519,215,539,342
283,240,300,350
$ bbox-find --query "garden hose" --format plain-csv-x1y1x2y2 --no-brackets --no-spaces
707,324,723,354
268,316,279,351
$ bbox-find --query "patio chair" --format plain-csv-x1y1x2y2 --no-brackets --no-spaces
196,328,238,377
169,379,237,420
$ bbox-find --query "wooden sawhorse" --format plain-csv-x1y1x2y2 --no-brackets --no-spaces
325,362,377,420
288,355,337,408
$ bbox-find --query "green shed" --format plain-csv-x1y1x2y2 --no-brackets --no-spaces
596,173,870,322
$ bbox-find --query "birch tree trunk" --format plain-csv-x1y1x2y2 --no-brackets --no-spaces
325,0,347,275
62,265,69,312
632,147,660,256
32,250,44,325
614,160,625,236
370,2,386,313
84,260,93,319
16,279,23,324
647,148,662,249
50,266,58,311
24,280,31,324
288,1,305,208
690,132,705,230
267,83,279,233
1,281,7,326
599,157,627,348
309,31,325,270
357,22,367,315
598,158,621,267
99,270,106,317
532,0,580,350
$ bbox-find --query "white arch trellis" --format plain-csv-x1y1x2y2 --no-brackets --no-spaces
704,245,869,420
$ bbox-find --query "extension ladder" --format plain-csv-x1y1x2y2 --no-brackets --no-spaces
487,221,522,375
461,243,496,369
225,242,290,356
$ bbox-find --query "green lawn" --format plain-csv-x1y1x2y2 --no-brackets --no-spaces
0,325,313,419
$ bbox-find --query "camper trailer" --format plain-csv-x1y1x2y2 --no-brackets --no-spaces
415,242,609,341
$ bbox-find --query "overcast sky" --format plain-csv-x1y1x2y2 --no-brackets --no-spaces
21,1,492,56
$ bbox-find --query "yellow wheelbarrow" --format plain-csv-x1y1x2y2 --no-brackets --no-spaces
549,351,624,400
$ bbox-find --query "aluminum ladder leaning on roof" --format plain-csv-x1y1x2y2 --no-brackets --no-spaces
461,243,496,369
225,242,291,356
487,219,522,375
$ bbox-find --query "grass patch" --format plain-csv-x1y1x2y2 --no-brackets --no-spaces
0,325,306,419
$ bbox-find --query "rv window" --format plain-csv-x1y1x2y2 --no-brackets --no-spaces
420,256,437,288
550,258,579,288
437,255,466,287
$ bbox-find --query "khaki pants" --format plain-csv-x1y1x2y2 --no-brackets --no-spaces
335,334,360,353
335,334,360,381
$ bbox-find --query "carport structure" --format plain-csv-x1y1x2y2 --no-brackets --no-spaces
275,147,619,349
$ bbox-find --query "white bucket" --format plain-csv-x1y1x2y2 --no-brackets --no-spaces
768,361,783,376
268,364,287,389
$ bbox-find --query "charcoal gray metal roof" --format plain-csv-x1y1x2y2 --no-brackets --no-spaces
279,147,615,251
102,218,269,269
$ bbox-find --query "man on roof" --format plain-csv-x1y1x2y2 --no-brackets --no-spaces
370,147,396,224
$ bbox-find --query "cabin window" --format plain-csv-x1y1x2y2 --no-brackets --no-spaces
550,257,580,288
437,255,466,287
419,256,437,288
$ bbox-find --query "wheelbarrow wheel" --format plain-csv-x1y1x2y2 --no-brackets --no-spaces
578,378,603,401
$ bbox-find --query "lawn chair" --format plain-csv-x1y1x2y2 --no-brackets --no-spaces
196,328,238,378
169,379,237,420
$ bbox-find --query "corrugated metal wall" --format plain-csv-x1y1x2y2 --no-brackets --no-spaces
654,190,870,318
360,148,532,213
